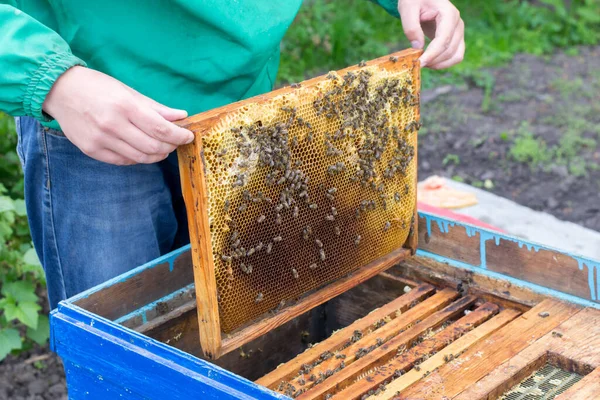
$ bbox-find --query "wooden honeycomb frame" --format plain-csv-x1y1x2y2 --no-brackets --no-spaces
177,49,422,359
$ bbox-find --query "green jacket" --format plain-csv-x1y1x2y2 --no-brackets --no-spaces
0,1,399,130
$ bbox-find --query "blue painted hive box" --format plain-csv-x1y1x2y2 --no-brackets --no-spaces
50,212,600,399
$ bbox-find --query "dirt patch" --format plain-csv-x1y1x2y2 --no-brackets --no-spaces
419,46,600,231
0,349,66,400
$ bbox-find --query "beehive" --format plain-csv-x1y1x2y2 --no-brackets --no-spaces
178,49,422,358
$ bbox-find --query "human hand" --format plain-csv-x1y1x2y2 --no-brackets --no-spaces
43,66,194,166
398,0,465,69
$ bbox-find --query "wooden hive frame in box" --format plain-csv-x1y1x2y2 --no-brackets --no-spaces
177,49,423,359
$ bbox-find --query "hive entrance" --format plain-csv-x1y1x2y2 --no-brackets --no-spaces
499,364,584,400
178,49,422,358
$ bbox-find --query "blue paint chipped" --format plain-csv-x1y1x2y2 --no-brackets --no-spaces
416,248,600,310
419,211,600,303
114,283,195,326
68,245,191,303
575,258,600,302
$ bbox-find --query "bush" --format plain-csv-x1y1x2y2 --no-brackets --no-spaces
0,114,48,360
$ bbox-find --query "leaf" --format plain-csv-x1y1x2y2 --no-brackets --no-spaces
13,199,26,217
27,315,49,345
2,281,38,303
3,301,40,329
0,196,15,213
23,248,41,267
0,328,22,360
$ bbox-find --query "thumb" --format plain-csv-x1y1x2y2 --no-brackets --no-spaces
398,1,426,50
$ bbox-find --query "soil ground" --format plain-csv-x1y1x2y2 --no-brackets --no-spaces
1,46,598,399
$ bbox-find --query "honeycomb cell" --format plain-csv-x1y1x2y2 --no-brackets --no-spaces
200,66,419,333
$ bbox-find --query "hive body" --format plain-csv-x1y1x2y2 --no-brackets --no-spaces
178,49,422,356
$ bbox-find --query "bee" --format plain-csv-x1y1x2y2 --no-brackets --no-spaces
231,231,239,242
248,247,257,257
293,206,299,218
221,254,232,263
405,184,409,195
331,207,337,216
275,203,284,212
384,221,392,231
266,242,273,254
255,242,264,251
309,263,318,270
232,239,241,249
315,239,323,248
291,83,301,88
292,268,299,279
325,215,335,221
354,235,362,246
224,200,230,211
319,248,326,261
299,190,308,198
358,60,367,67
326,193,335,201
327,188,337,195
334,226,341,236
238,203,248,212
257,215,266,223
255,293,264,303
277,177,286,185
309,203,318,210
273,235,283,242
394,192,401,202
239,263,249,274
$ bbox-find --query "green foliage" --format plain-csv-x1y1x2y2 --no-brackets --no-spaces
0,112,48,361
279,0,600,87
442,154,461,166
509,122,552,166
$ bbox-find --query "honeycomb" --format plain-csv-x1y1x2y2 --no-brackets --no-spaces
199,62,420,333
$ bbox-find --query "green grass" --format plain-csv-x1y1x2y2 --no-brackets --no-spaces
279,0,600,88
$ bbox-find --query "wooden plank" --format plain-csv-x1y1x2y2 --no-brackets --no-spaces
256,283,435,389
178,140,222,359
417,215,480,266
455,307,600,400
485,240,592,305
176,49,422,134
221,248,412,356
286,289,459,394
395,257,544,310
555,367,600,400
398,299,581,399
373,309,521,399
297,295,477,400
74,249,193,320
416,213,598,305
333,302,500,400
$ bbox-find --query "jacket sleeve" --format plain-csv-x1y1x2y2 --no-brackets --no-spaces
370,0,400,18
0,4,86,121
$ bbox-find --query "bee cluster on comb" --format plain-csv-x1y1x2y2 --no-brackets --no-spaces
193,58,420,333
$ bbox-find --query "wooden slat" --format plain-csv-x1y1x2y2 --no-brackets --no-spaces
397,299,581,399
222,248,412,356
454,307,600,400
286,289,459,393
555,367,600,400
333,302,500,400
417,215,480,266
373,309,521,398
395,257,545,310
297,295,477,400
256,283,435,389
178,140,222,359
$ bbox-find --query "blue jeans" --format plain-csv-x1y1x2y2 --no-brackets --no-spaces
15,117,189,309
